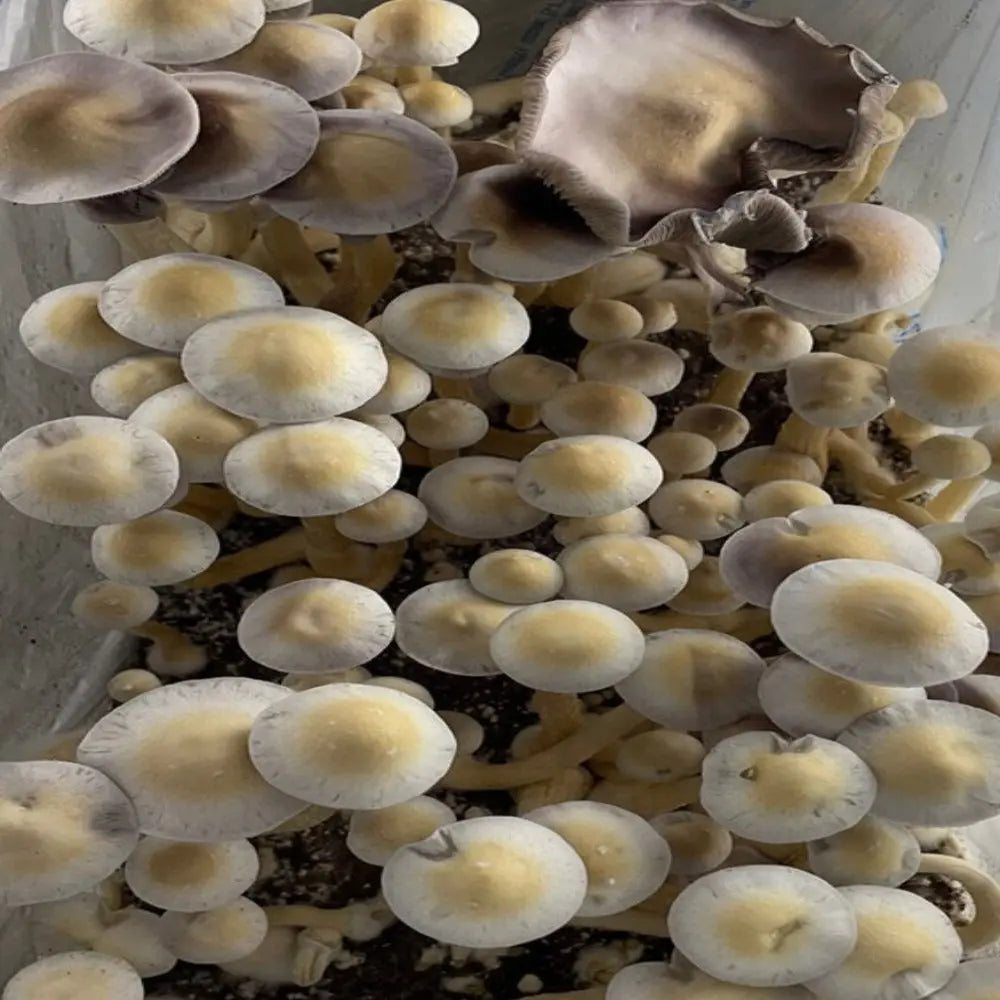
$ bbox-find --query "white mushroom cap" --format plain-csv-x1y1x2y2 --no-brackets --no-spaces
2,951,143,1000
577,340,685,398
743,480,833,522
837,700,1000,826
347,795,456,866
0,416,179,527
615,630,764,731
418,456,547,539
381,815,586,948
381,283,529,371
401,80,473,128
540,381,657,442
616,730,705,783
350,411,406,447
0,760,138,907
488,354,577,406
91,510,219,586
930,957,1000,999
238,578,395,674
405,399,489,451
99,253,284,354
71,580,158,629
606,959,813,1000
357,350,432,415
709,307,813,373
334,489,428,543
224,418,401,516
437,710,484,755
552,506,650,546
248,683,456,808
108,669,162,703
468,549,563,604
524,800,670,916
785,352,890,428
92,907,176,977
912,434,992,480
673,403,750,452
721,446,824,493
181,306,387,423
646,430,718,479
364,675,434,707
648,479,745,541
489,599,645,693
888,325,1000,427
130,384,256,484
76,677,303,841
648,811,732,877
569,299,644,342
394,579,516,676
757,653,926,739
19,281,138,376
557,533,689,611
771,559,988,687
159,896,268,964
972,423,1000,482
667,556,745,615
515,435,663,517
353,0,479,66
341,74,406,113
700,731,877,844
806,815,921,888
90,355,185,418
804,885,961,1000
656,533,704,570
125,836,259,912
667,865,857,988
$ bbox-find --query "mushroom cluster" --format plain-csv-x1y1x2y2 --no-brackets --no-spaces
4,0,1000,998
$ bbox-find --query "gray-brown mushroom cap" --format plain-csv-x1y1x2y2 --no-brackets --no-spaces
0,53,199,205
517,0,895,249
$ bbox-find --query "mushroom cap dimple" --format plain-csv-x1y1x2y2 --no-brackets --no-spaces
353,0,480,67
2,951,144,1000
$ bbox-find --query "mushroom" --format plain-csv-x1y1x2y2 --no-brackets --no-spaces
217,924,343,987
340,74,406,113
743,480,833,522
400,80,473,131
90,355,185,418
76,677,303,840
784,352,891,428
837,700,1000,826
655,534,704,571
552,506,650,546
667,865,858,987
576,341,685,398
380,815,587,947
720,446,825,494
700,731,877,843
2,952,143,1000
488,354,577,430
609,958,815,1000
648,811,732,877
468,549,564,604
883,433,992,502
0,53,199,205
648,479,745,541
334,489,428,544
806,815,921,888
570,300,644,343
92,908,177,977
540,381,657,443
804,885,961,1000
159,896,268,964
0,415,179,527
770,558,988,687
523,800,670,916
489,599,645,693
352,0,480,68
646,431,718,481
107,669,162,703
405,398,490,462
237,578,395,674
248,683,456,808
437,711,485,756
616,730,705,784
709,307,813,373
0,760,138,906
547,252,666,309
666,556,747,616
364,676,435,707
673,403,750,452
356,351,432,416
929,957,1000,999
347,795,457,866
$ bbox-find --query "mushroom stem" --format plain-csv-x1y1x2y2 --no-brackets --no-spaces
829,429,896,497
925,477,987,522
866,494,938,529
470,427,555,461
428,448,459,466
365,540,408,593
170,484,237,532
432,376,478,402
180,528,307,589
513,766,594,815
199,204,257,258
813,110,905,205
586,776,702,818
129,621,203,664
395,65,434,84
264,898,395,936
514,283,550,307
106,218,193,261
570,909,670,937
531,691,586,744
774,414,831,474
878,472,940,501
442,704,647,790
301,517,374,580
918,853,1000,952
883,406,938,449
319,234,399,324
240,233,282,282
708,368,754,410
236,498,275,518
507,403,542,430
260,217,334,306
628,607,772,643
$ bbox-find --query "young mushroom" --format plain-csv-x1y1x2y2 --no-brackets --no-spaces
805,815,921,888
570,299,645,343
606,958,814,1000
347,795,457,866
107,668,162,703
673,403,750,452
488,354,578,430
468,549,564,605
353,0,480,68
616,730,705,784
784,352,891,428
648,811,733,877
334,489,428,544
540,382,657,443
646,430,718,481
552,506,650,546
405,398,490,462
742,480,833,522
92,907,177,977
90,355,185,418
356,353,433,416
709,307,814,373
2,951,143,1000
400,79,473,132
159,896,268,964
648,479,745,541
665,556,748,616
720,446,824,494
576,340,685,398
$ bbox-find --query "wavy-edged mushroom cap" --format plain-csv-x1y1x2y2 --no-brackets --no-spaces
91,510,219,586
347,795,456,866
181,306,386,423
0,415,179,527
700,731,876,844
837,700,1000,826
264,109,457,234
524,800,670,916
125,836,259,912
159,896,268,964
224,418,400,517
743,480,833,522
577,340,685,397
19,281,137,376
154,71,319,201
515,435,663,517
99,253,284,355
912,434,992,481
418,456,546,539
667,865,858,988
552,506,650,546
91,355,185,417
77,677,302,840
805,885,961,1000
71,580,158,630
381,282,529,371
201,20,361,99
649,478,745,542
130,384,256,484
570,299,644,343
400,80,472,129
0,760,138,907
0,53,199,205
771,559,987,687
673,403,750,452
649,811,732,877
721,446,824,493
646,430,718,479
238,578,394,674
468,549,563,605
357,350,431,415
405,399,489,451
2,951,143,1000
806,816,920,888
335,489,427,543
757,653,926,739
757,204,941,324
931,957,1000,1000
557,533,689,611
719,505,943,609
248,683,456,808
489,599,645,693
606,959,813,1000
617,730,705,784
785,352,891,428
353,0,479,67
488,353,577,407
381,815,586,947
616,629,763,731
709,307,813,373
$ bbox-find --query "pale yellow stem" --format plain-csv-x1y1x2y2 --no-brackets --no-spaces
265,899,393,934
708,368,754,410
507,403,541,430
774,414,831,474
240,234,282,282
301,517,371,579
365,540,407,593
260,217,333,306
918,853,1000,952
394,65,433,84
865,495,938,528
850,128,910,203
170,484,237,532
107,219,192,261
531,691,585,744
925,477,987,522
198,204,256,258
514,283,550,307
513,766,594,815
319,234,399,323
628,607,772,642
181,528,307,589
814,110,905,205
570,910,669,937
432,376,477,402
586,776,702,818
878,472,940,501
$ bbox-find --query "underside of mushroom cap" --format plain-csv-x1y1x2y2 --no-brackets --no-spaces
517,0,896,249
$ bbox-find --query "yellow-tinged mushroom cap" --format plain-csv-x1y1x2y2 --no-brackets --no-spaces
353,0,480,67
2,951,143,1000
90,355,185,418
785,352,891,428
709,307,813,373
806,815,920,888
648,478,745,541
541,381,657,442
606,959,814,1000
673,403,749,452
334,489,428,543
401,80,473,128
468,549,564,605
577,339,685,397
648,811,732,877
159,895,268,964
347,795,456,866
